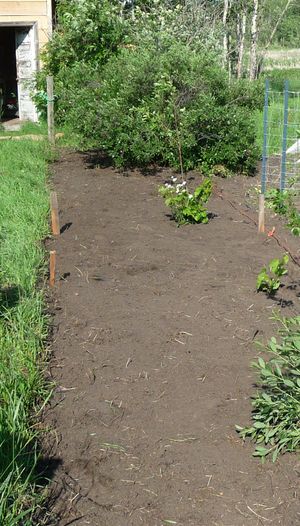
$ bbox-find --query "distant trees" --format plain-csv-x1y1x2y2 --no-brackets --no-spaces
220,0,297,80
49,0,297,81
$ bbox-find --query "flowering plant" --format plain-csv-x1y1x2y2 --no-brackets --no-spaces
158,176,212,225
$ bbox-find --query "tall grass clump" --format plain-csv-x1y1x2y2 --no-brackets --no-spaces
0,140,50,524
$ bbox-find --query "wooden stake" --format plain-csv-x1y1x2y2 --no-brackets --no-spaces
50,250,56,287
258,193,265,233
50,191,60,236
47,75,55,146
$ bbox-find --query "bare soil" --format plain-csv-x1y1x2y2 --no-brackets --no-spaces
47,151,300,526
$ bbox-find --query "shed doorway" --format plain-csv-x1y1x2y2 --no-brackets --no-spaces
0,24,39,123
0,27,17,119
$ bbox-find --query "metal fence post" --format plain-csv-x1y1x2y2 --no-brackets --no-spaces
280,80,289,191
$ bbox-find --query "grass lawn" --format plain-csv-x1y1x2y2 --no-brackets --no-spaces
0,139,51,525
0,121,48,137
256,69,300,156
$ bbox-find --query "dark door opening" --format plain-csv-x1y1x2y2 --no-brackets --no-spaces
0,27,18,120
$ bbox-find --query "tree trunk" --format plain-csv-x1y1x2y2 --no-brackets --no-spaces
222,0,230,69
249,0,259,80
237,9,247,79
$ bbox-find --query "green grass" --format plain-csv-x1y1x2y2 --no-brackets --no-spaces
255,78,300,155
0,139,51,524
263,68,300,92
0,121,48,137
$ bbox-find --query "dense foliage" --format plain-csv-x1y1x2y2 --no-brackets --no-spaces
43,0,125,74
38,0,264,173
237,315,300,462
261,1,300,48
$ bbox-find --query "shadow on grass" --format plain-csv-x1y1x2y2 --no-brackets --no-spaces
0,285,22,314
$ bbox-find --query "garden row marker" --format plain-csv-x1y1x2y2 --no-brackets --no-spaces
50,191,60,236
280,80,289,191
258,79,269,233
50,250,56,287
47,75,55,146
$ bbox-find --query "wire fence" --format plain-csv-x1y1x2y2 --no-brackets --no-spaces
261,80,300,196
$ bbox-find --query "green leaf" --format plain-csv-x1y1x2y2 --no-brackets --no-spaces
258,357,266,369
235,425,244,431
269,258,280,274
253,421,266,429
282,254,289,266
283,379,295,388
253,446,269,457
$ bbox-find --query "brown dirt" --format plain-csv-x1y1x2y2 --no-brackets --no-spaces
46,151,300,526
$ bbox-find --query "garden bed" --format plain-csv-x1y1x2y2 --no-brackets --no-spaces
48,151,299,525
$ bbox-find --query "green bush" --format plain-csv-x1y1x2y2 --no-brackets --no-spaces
52,41,262,173
237,315,300,462
39,0,263,173
41,0,126,75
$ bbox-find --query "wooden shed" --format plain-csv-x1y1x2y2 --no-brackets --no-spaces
0,1,54,121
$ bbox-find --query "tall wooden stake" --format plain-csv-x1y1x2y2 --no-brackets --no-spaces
50,250,56,287
258,193,265,233
50,191,60,235
47,75,55,145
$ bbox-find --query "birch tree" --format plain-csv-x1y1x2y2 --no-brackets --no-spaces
236,5,247,78
249,0,259,80
222,0,230,69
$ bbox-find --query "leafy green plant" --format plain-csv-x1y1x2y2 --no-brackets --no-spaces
236,315,300,462
287,205,300,236
159,177,212,225
264,188,300,236
256,254,289,295
265,188,289,215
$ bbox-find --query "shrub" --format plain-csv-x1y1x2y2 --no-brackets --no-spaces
41,0,127,75
237,315,300,462
39,0,263,173
51,40,262,173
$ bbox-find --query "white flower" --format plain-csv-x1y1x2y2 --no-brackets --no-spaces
171,176,177,182
189,194,193,199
